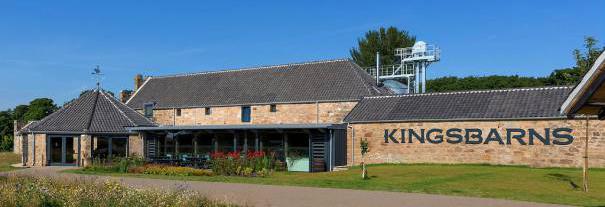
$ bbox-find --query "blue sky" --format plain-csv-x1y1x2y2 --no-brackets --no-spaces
1,0,604,110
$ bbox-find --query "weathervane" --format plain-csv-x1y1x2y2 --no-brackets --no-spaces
91,65,103,90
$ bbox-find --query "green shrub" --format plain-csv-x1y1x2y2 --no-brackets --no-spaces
141,164,213,177
210,151,278,177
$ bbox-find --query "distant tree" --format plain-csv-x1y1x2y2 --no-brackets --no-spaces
545,37,605,86
0,111,12,136
427,75,549,92
0,135,13,151
427,37,604,92
350,26,416,67
12,105,28,122
23,98,58,122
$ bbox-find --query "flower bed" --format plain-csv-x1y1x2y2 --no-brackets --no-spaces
209,151,278,177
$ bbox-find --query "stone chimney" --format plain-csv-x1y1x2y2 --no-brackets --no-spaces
134,74,144,91
13,120,20,135
120,90,133,103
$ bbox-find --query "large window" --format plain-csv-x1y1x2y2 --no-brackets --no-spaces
93,136,128,161
241,106,251,122
144,103,154,118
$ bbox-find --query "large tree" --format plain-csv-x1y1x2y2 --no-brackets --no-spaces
23,98,58,122
350,26,416,67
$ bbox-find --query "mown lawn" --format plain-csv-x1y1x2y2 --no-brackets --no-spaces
68,164,605,206
0,152,20,172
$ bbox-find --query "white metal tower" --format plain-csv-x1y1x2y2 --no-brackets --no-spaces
365,41,440,93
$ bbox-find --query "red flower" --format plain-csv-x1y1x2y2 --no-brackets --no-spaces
227,151,240,159
246,150,265,159
210,151,225,159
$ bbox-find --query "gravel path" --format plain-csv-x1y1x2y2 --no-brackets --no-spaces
2,167,571,207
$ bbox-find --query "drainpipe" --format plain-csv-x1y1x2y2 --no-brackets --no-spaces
32,132,35,166
583,116,590,192
347,123,355,166
316,101,319,124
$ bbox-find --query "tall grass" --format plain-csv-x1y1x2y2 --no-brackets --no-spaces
0,152,20,172
0,175,237,207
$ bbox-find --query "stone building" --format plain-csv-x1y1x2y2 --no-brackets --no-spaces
14,56,605,171
14,90,155,167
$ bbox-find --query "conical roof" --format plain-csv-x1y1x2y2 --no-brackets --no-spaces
26,89,155,134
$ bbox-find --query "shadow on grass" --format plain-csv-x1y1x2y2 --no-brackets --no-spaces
546,173,580,190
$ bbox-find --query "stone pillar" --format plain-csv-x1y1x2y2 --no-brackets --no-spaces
80,134,93,167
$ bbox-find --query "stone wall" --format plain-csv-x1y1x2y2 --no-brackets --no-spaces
347,119,605,168
13,134,22,155
150,102,358,125
129,134,143,157
25,134,47,166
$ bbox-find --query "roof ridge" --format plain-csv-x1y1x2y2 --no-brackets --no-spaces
84,90,101,132
346,60,373,95
363,86,573,99
151,58,350,79
101,90,136,126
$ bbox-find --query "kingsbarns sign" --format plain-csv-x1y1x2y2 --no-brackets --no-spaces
383,128,574,145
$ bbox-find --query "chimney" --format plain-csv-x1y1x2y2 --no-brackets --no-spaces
13,120,19,135
134,74,144,91
120,90,132,103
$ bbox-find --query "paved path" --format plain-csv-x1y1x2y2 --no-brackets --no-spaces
3,167,570,207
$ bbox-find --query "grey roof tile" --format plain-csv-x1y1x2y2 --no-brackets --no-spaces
344,86,573,122
26,90,155,134
126,59,391,109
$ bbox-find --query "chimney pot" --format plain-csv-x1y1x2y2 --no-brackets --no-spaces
135,74,144,91
120,90,133,103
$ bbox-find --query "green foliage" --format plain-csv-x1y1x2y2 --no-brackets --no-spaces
210,151,277,177
427,36,604,92
350,26,416,67
0,136,13,152
360,138,369,156
137,164,213,176
23,98,58,122
0,111,12,137
427,75,549,92
84,156,145,173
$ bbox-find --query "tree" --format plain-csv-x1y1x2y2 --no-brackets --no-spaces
360,138,370,179
545,37,605,86
0,110,12,136
0,135,13,151
23,98,58,122
13,105,28,122
426,37,604,92
350,26,416,67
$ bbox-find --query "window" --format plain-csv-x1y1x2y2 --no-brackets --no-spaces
176,108,182,116
205,107,211,115
241,106,251,122
270,104,277,112
144,103,154,118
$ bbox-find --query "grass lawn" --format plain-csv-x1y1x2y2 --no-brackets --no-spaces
0,152,20,172
68,164,605,206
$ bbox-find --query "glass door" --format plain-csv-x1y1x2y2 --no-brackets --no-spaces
48,136,78,166
50,137,63,164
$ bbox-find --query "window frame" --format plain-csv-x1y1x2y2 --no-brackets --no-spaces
205,107,212,115
176,108,182,116
270,104,277,112
143,103,154,118
241,106,251,122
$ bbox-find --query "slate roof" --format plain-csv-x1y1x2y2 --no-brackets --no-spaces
344,86,573,123
126,59,391,109
25,90,155,134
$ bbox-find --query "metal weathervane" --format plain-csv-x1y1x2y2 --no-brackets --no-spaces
91,65,103,89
